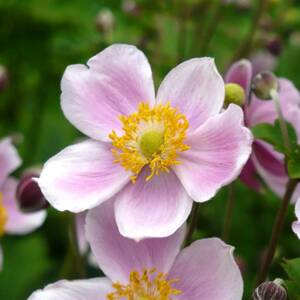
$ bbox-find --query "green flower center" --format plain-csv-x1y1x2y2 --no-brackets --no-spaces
139,130,164,159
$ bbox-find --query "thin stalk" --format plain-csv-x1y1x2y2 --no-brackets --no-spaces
199,0,223,55
271,89,291,153
184,203,199,246
222,183,235,241
256,178,298,285
229,0,269,64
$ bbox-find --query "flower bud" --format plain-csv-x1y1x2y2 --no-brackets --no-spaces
252,71,279,100
267,39,282,57
224,83,246,107
95,9,115,34
17,174,48,212
0,65,9,91
122,0,139,16
252,281,287,300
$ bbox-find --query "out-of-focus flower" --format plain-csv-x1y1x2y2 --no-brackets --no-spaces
252,280,287,300
226,60,300,200
266,38,283,57
250,51,277,76
27,202,243,300
292,198,300,238
39,44,252,240
16,171,48,213
122,0,139,16
0,138,46,270
0,65,9,91
95,9,115,34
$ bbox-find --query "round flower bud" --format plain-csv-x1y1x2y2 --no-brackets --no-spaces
95,9,115,34
0,65,9,91
17,174,48,212
252,281,287,300
252,71,279,100
224,83,246,107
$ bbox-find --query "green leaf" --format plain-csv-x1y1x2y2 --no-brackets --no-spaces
252,120,300,179
282,258,300,298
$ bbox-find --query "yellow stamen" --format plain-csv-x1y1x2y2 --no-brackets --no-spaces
109,103,189,182
107,269,181,300
0,193,7,236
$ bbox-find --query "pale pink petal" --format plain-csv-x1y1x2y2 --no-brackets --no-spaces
292,198,300,239
3,177,46,235
61,44,155,141
38,140,131,213
174,104,252,202
225,59,252,96
114,169,192,240
156,58,224,131
27,278,112,300
0,138,21,186
75,212,88,254
239,155,262,191
169,238,243,300
246,79,300,127
86,201,185,283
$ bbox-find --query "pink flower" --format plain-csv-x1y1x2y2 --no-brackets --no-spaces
225,60,300,200
39,44,252,239
27,202,243,300
292,198,300,238
0,138,46,270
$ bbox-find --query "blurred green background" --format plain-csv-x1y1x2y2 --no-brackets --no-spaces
1,0,300,299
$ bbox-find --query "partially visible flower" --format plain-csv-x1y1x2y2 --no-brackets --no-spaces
225,60,300,200
252,280,287,300
38,44,252,240
0,138,46,271
27,202,243,300
292,198,300,238
250,51,277,76
0,65,9,91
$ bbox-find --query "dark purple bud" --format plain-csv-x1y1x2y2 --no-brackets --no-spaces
252,281,287,300
267,39,283,57
17,175,48,212
0,65,9,91
252,71,279,100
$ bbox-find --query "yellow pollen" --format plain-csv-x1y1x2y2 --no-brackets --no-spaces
109,103,189,182
0,193,7,236
106,269,181,300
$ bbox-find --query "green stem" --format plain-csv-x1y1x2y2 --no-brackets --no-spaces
255,179,298,285
184,203,199,246
229,0,269,63
222,183,235,241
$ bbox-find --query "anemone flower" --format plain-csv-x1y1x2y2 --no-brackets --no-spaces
225,59,300,200
0,138,46,270
28,201,243,300
292,198,300,238
39,44,252,240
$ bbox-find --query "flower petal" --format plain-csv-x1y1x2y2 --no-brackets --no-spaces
156,58,224,131
239,155,262,191
61,44,155,141
174,104,252,202
169,238,243,300
225,59,252,96
27,278,112,300
292,198,300,239
75,212,88,254
86,201,185,283
3,178,46,235
114,169,192,240
0,138,21,186
38,139,130,213
246,78,300,127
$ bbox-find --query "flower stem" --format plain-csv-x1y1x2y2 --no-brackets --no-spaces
229,0,268,64
184,203,199,246
222,183,235,242
271,89,291,153
256,178,298,285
